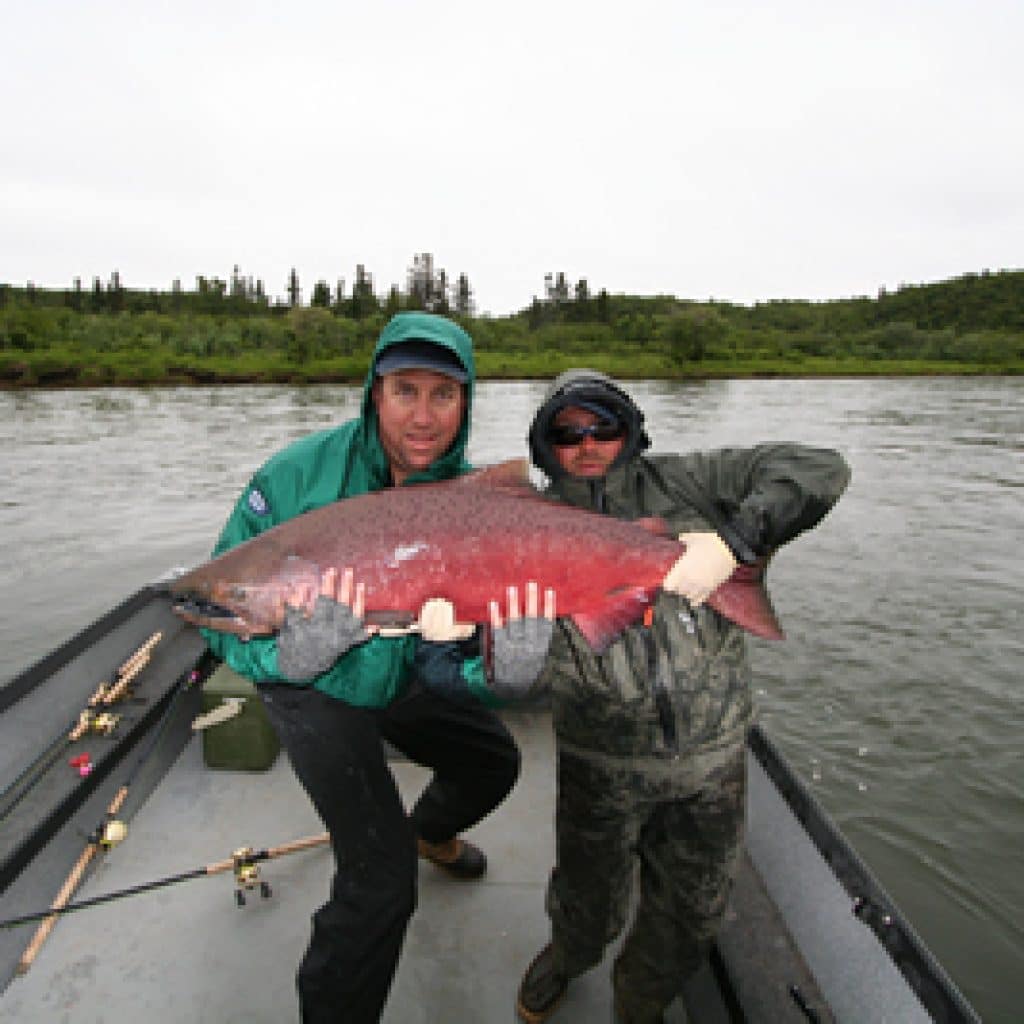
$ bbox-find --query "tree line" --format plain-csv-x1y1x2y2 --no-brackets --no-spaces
0,253,475,320
1,258,1021,386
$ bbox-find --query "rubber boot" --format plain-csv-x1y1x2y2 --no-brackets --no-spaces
516,943,569,1023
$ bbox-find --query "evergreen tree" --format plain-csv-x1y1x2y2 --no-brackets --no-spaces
349,264,378,319
570,278,591,321
435,269,450,314
66,277,83,312
544,272,570,304
311,280,331,308
384,285,403,317
454,273,474,316
407,253,437,310
527,296,546,330
406,253,452,312
287,268,301,308
108,270,124,312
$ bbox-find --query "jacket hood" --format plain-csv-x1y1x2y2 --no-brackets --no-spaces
359,312,476,484
528,368,650,482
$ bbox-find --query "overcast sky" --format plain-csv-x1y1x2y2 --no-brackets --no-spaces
3,0,1022,315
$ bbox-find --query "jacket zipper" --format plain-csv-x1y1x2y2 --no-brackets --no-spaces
643,607,678,754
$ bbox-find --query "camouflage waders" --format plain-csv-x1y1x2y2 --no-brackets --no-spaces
547,747,745,1019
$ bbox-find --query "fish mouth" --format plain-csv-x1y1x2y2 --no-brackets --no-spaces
172,595,255,636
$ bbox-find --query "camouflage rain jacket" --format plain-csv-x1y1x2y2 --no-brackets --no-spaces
528,370,850,782
202,312,480,707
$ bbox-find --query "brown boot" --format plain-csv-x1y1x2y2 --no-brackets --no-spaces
516,943,569,1023
416,836,487,879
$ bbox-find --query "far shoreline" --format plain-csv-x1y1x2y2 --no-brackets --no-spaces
2,352,1021,391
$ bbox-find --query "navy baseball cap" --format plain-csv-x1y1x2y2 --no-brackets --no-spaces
374,340,468,383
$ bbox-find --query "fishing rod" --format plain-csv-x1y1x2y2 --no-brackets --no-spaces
1,832,330,933
0,631,163,823
12,645,208,973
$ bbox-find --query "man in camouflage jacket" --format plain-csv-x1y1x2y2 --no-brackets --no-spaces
514,370,850,1024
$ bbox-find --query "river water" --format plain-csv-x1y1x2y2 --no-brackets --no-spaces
1,378,1020,1020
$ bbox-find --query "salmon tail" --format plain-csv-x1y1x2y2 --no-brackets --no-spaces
706,561,785,641
570,587,655,653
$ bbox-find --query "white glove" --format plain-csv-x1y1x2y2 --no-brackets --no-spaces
662,532,738,608
418,598,476,642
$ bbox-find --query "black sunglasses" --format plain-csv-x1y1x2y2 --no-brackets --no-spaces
547,423,624,446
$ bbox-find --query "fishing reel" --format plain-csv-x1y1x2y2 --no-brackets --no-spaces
86,818,129,849
98,819,128,849
90,713,120,735
232,846,272,906
72,709,121,741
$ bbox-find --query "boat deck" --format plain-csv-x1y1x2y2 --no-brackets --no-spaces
0,588,969,1022
0,706,799,1023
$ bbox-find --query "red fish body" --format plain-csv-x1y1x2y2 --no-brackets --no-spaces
171,460,783,651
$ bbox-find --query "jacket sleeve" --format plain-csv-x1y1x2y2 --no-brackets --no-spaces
412,630,560,707
200,469,290,682
679,444,851,558
411,634,503,707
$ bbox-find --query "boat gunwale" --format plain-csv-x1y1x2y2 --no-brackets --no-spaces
748,723,981,1024
0,584,168,713
0,586,210,899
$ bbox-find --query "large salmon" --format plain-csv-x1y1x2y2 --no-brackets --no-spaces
171,459,783,651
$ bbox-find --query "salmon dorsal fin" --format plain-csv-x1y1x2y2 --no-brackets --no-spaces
460,458,534,493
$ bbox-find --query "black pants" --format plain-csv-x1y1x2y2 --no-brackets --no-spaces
259,682,520,1024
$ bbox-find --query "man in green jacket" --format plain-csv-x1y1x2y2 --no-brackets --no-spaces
204,312,551,1024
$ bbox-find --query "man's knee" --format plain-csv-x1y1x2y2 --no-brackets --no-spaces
496,737,522,792
469,728,521,802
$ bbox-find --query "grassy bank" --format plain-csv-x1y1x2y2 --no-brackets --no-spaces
3,270,1023,387
1,345,1020,389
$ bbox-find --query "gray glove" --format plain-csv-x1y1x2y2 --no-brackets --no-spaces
277,596,368,682
490,617,554,701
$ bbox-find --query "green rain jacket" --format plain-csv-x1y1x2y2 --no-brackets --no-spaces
202,312,478,708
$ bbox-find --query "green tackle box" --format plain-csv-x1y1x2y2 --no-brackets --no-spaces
198,663,280,771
